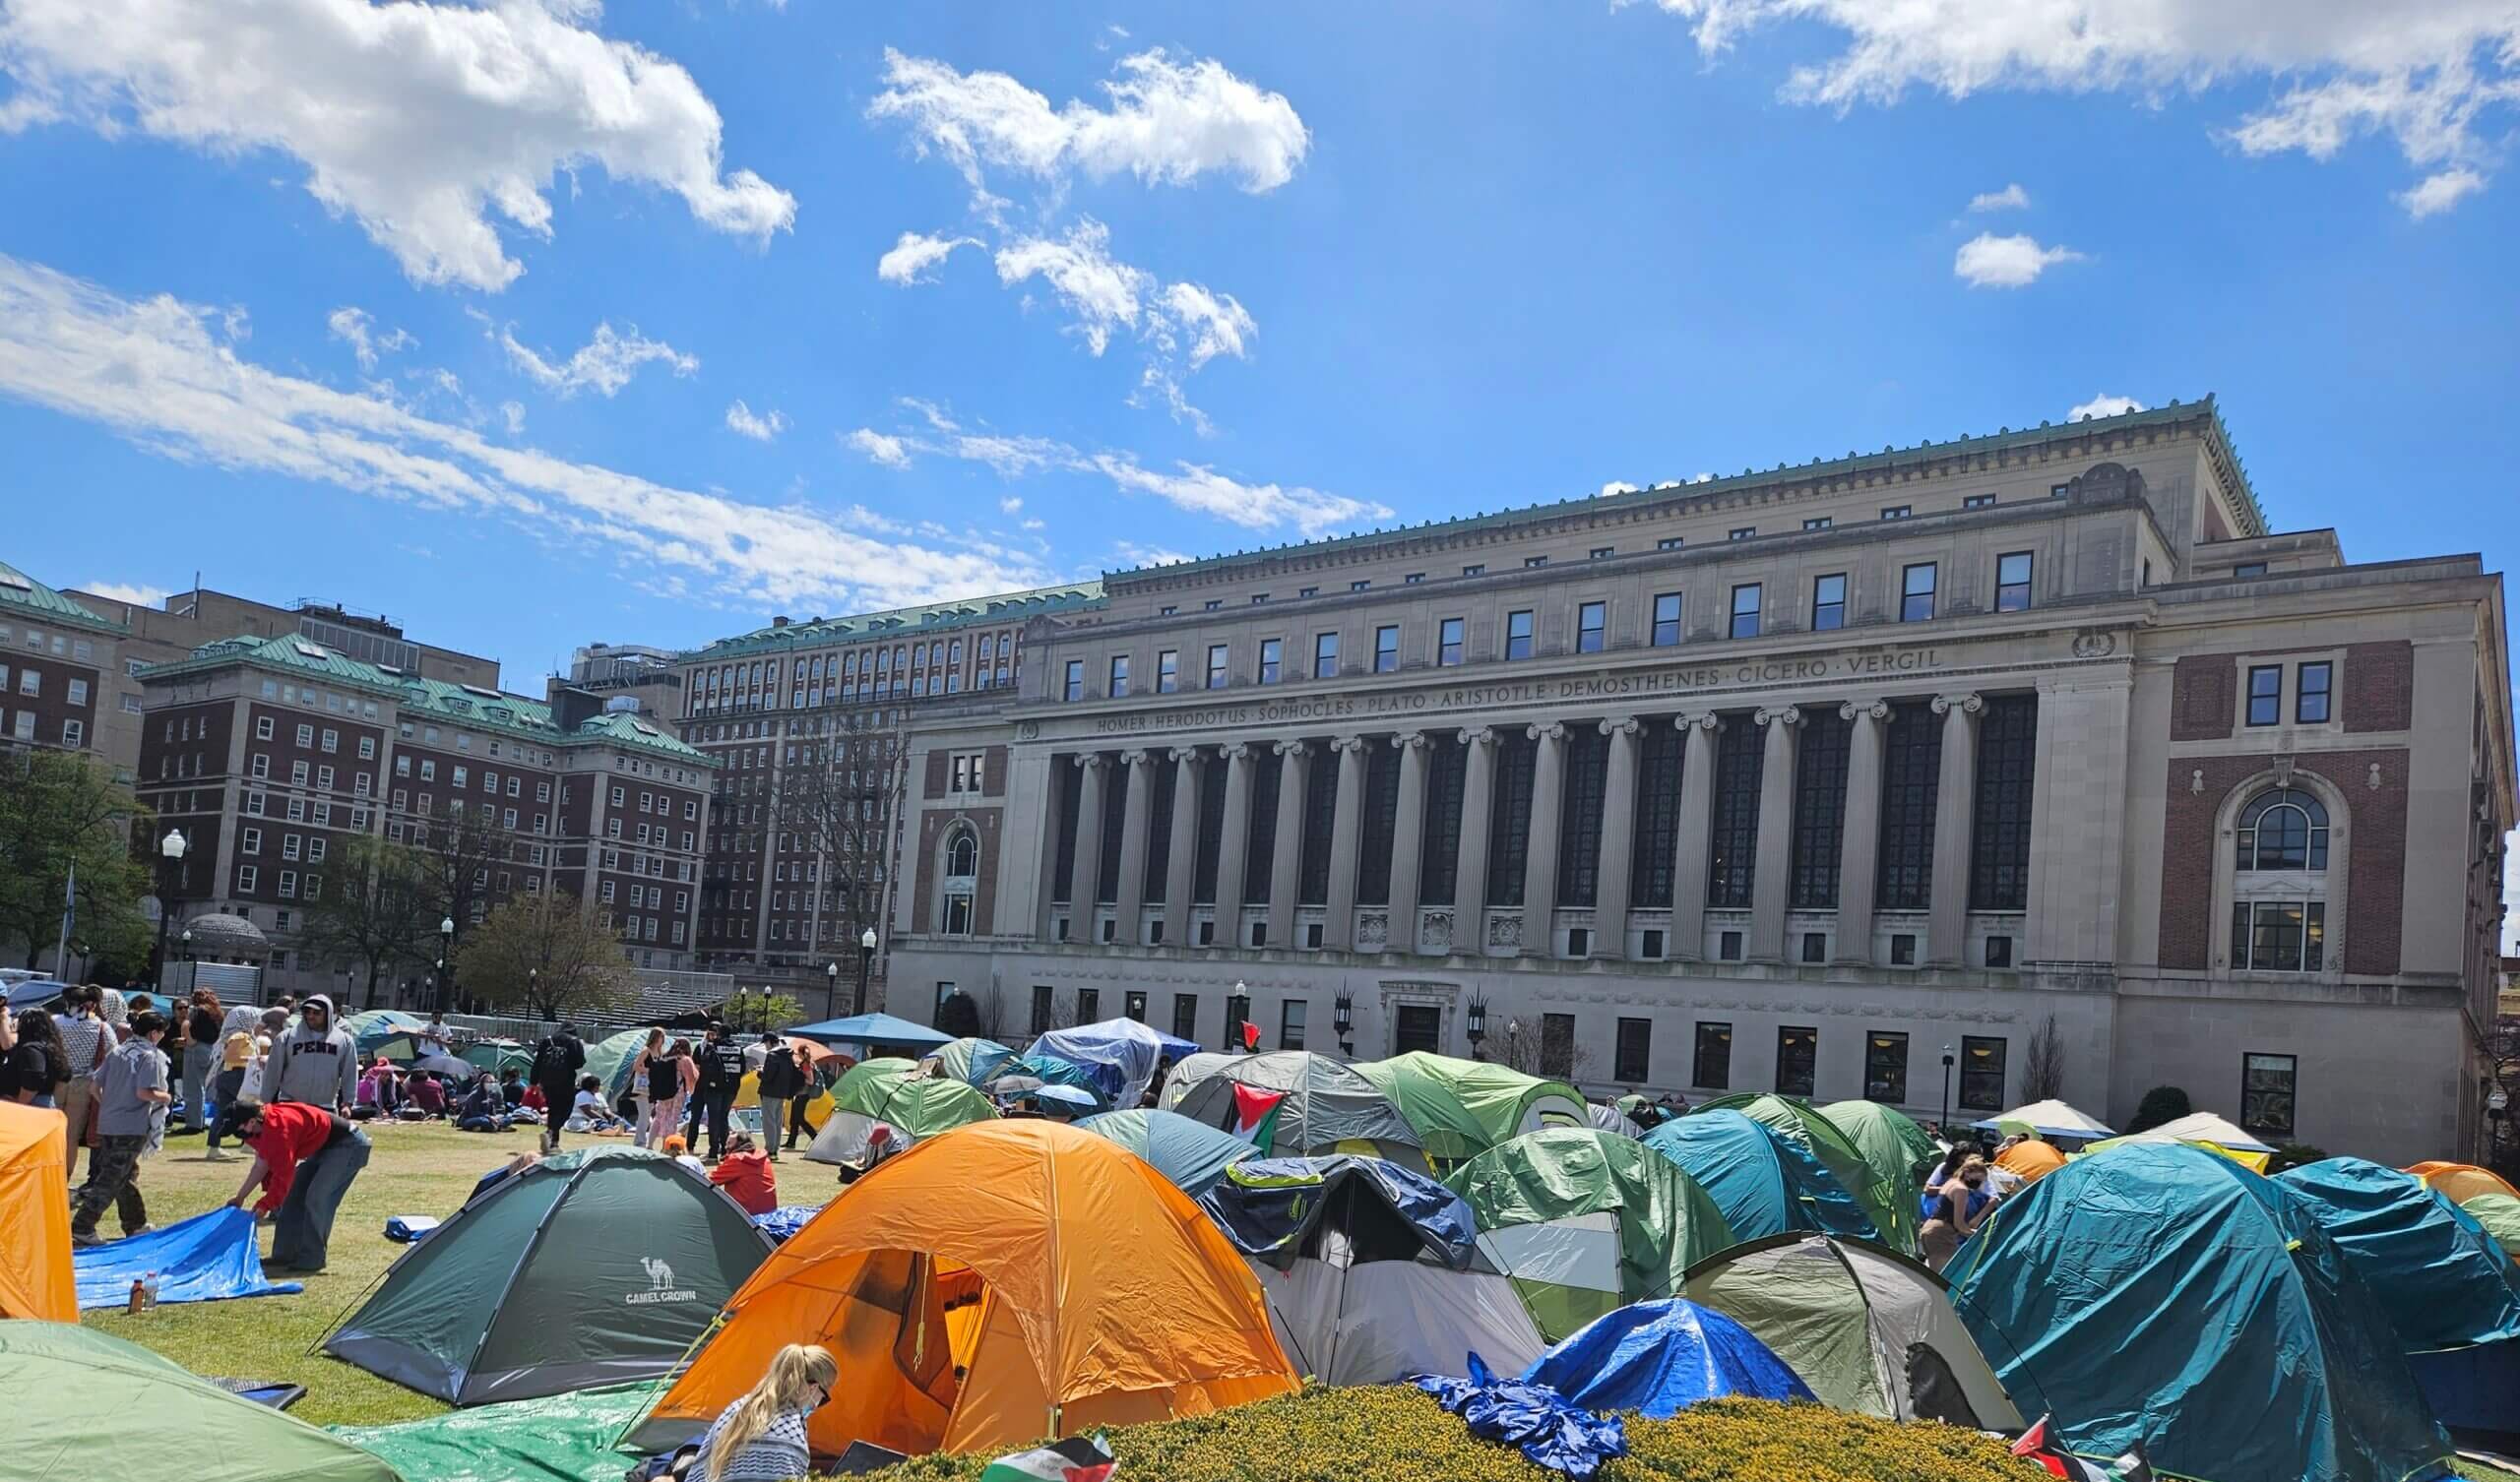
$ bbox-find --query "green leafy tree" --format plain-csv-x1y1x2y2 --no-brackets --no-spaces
2126,1084,2193,1135
722,989,806,1034
296,834,438,1011
0,751,155,972
455,892,639,1024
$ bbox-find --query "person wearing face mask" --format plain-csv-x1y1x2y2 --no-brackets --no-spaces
1918,1154,1991,1270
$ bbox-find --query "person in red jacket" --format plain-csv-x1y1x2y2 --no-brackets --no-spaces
220,1099,373,1272
707,1132,779,1215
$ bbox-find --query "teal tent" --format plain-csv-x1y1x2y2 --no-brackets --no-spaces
343,1010,425,1052
925,1036,1017,1088
1078,1109,1256,1198
1949,1143,2454,1482
324,1147,772,1405
2276,1156,2520,1352
584,1028,662,1101
1642,1110,1879,1245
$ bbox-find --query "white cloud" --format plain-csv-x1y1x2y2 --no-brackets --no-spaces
876,229,982,285
998,496,1024,515
1968,182,2030,212
1112,541,1192,568
0,0,796,291
1598,480,1643,497
868,45,1308,205
80,580,170,607
326,307,414,371
1628,0,2520,209
497,320,697,398
2398,166,2487,217
499,400,526,435
0,254,1044,610
847,427,913,469
724,399,788,441
1160,281,1256,370
994,218,1148,355
1953,231,2084,287
2068,393,2145,421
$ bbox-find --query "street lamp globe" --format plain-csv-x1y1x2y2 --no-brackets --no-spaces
440,916,455,937
158,828,188,861
860,928,878,952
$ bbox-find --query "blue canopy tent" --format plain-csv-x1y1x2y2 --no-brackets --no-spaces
782,1012,955,1055
1522,1298,1812,1417
1642,1110,1880,1246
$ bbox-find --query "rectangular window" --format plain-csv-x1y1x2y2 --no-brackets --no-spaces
1959,1036,2007,1112
1350,580,1370,591
1984,934,2013,967
1811,574,1846,631
1258,638,1283,684
1640,929,1665,958
1374,625,1400,672
255,715,275,740
1864,1030,1909,1102
1463,564,1485,577
2234,562,2268,578
1312,631,1339,678
1524,556,1547,569
1584,547,1613,561
1802,517,1832,531
1062,660,1084,702
1504,610,1534,660
1719,929,1743,959
1438,617,1466,666
1541,1013,1576,1079
1202,600,1223,612
1880,505,1911,520
1995,551,2033,611
1963,493,1996,509
1775,1026,1818,1097
1891,933,1917,965
1280,999,1307,1051
1107,654,1130,699
2231,900,2325,971
1031,986,1055,1036
1801,931,1827,962
1728,526,1755,541
1652,592,1683,647
1657,536,1684,551
2245,664,2282,726
2296,661,2332,723
1207,645,1230,690
1075,988,1100,1021
1251,593,1270,605
1901,562,1937,622
1172,994,1199,1043
1610,1018,1650,1083
236,866,257,893
1693,1022,1732,1089
1156,649,1178,694
61,719,83,748
2242,1053,2298,1139
1729,584,1761,641
1576,601,1606,653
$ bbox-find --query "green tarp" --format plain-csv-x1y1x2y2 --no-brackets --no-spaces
335,1382,652,1482
1354,1052,1587,1165
1949,1142,2454,1482
1692,1093,1915,1256
2276,1156,2520,1352
2465,1191,2520,1265
0,1320,398,1482
1642,1110,1880,1245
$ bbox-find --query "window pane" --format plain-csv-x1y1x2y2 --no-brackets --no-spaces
1314,633,1339,676
1615,1018,1652,1084
1652,592,1682,647
1259,639,1282,684
1439,618,1465,665
1864,1031,1909,1103
1811,574,1846,631
1901,563,1936,622
1693,1022,1732,1089
1996,551,2033,611
1730,585,1761,641
1775,1026,1817,1097
2241,1053,2297,1139
1506,611,1534,659
1375,625,1401,671
1577,602,1606,653
2297,661,2332,723
1959,1036,2006,1112
2246,665,2282,725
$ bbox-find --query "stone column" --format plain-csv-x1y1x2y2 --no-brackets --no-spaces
1591,717,1642,958
1111,749,1154,941
1833,700,1889,965
1455,726,1498,949
1927,692,1984,966
1162,746,1203,949
1212,742,1254,947
1068,752,1107,941
1387,731,1430,954
1670,712,1722,961
1323,735,1370,952
1520,721,1569,956
1746,707,1803,962
1266,740,1309,951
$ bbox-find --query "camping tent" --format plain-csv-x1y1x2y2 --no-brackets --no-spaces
926,1037,1018,1088
342,1010,425,1051
1353,1052,1587,1166
631,1120,1297,1458
2407,1161,2520,1206
1968,1097,2112,1141
1992,1140,2067,1183
1691,1094,1914,1256
805,1058,997,1168
1157,1051,1236,1107
1166,1050,1425,1164
460,1038,534,1078
2,979,67,1010
0,1320,398,1482
1077,1109,1255,1199
2464,1193,2520,1266
1027,1019,1173,1107
785,1012,956,1055
2275,1157,2520,1352
1523,1298,1813,1417
1818,1099,1940,1191
584,1028,660,1102
2087,1112,2276,1171
0,1102,73,1322
1444,1127,1736,1342
1948,1142,2455,1482
324,1146,773,1405
1642,1110,1880,1244
1588,1101,1646,1138
1199,1154,1546,1384
1679,1232,2022,1428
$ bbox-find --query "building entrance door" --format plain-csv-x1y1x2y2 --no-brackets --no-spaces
1393,1004,1441,1056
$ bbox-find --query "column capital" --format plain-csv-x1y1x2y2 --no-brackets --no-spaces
1118,748,1153,767
1526,720,1568,743
1839,698,1892,723
1166,745,1204,764
1330,734,1372,755
1675,711,1724,733
1598,716,1641,738
1458,725,1497,747
1931,692,1985,717
1753,705,1804,728
1219,741,1253,761
1392,730,1429,751
1074,752,1107,772
1272,738,1309,758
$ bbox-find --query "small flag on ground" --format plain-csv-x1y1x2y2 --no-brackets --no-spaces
1226,1084,1285,1153
977,1433,1116,1482
2011,1414,2153,1482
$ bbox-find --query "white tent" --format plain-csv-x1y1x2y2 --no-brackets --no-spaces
1970,1098,2113,1141
2115,1111,2275,1152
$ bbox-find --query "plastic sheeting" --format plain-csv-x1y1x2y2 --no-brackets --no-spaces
1524,1298,1813,1417
2275,1157,2520,1352
1028,1019,1169,1107
1417,1353,1628,1480
334,1381,654,1482
74,1207,302,1310
751,1204,820,1243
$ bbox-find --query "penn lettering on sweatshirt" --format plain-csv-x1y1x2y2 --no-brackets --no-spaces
261,993,359,1108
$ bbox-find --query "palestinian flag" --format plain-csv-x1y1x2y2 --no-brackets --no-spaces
978,1434,1116,1482
2011,1415,2153,1482
1224,1083,1286,1153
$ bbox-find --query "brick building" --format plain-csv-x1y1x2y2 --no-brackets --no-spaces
0,560,122,759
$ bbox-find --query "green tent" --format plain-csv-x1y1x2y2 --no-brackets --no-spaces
1950,1142,2455,1482
324,1147,773,1405
334,1382,652,1482
925,1036,1016,1087
804,1057,997,1167
2464,1191,2520,1266
1642,1110,1881,1245
1354,1052,1588,1166
1818,1099,1940,1191
1077,1108,1255,1198
1693,1093,1914,1256
0,1320,398,1482
1442,1126,1735,1341
460,1039,533,1077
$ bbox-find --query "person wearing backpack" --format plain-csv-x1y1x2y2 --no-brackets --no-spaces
752,1032,803,1163
531,1022,587,1153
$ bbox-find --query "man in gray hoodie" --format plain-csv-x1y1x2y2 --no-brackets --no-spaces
260,993,358,1113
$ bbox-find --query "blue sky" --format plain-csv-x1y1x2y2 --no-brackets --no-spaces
2,1,2516,685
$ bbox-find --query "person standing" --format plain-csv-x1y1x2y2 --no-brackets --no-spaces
692,1021,746,1164
648,1038,694,1150
1,1009,67,1108
179,988,224,1134
221,1099,371,1272
752,1033,799,1163
203,1018,255,1161
628,1028,666,1148
70,1010,171,1246
261,995,359,1113
54,988,114,1181
531,1021,587,1153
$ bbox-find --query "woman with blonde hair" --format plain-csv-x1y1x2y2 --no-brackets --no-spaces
689,1342,836,1482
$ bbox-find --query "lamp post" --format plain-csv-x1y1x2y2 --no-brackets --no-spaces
1466,995,1488,1060
151,828,188,990
825,961,840,1019
438,916,456,1014
1334,991,1354,1059
180,927,193,962
1939,1044,1956,1138
527,967,538,1019
854,928,876,1017
1227,980,1252,1052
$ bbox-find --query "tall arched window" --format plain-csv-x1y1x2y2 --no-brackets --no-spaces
2236,788,2328,871
940,824,979,936
947,831,977,878
2230,785,2331,971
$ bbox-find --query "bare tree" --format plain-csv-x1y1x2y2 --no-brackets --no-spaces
1484,1014,1596,1083
768,726,882,962
297,834,437,1010
414,803,521,1010
2022,1014,2069,1103
455,893,639,1024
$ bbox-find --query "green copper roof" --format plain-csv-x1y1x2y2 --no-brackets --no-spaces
687,580,1105,661
1104,397,2264,583
0,560,128,637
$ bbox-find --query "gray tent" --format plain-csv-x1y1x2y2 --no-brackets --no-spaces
1166,1050,1426,1166
1679,1232,2022,1429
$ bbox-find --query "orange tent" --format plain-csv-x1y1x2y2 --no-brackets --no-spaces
2406,1161,2520,1206
0,1102,75,1321
1995,1140,2068,1184
633,1119,1295,1457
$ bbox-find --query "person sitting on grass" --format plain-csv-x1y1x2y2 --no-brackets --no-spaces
569,1074,625,1133
688,1342,837,1482
353,1056,398,1119
407,1070,448,1120
455,1074,513,1132
708,1132,779,1215
662,1133,706,1172
220,1098,373,1273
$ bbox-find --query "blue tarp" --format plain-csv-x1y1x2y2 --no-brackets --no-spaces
1030,1019,1169,1106
74,1208,301,1310
1523,1298,1813,1418
2276,1156,2520,1353
751,1204,819,1243
1417,1353,1628,1479
783,1012,955,1053
1004,1053,1112,1110
1201,1154,1479,1267
1641,1111,1880,1247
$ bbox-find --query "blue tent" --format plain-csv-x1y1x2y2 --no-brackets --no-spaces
4,980,68,1010
783,1012,954,1054
2276,1156,2520,1352
1523,1298,1812,1417
1030,1019,1169,1106
74,1208,301,1310
1642,1111,1879,1246
1077,1109,1254,1198
1950,1143,2454,1482
1200,1154,1479,1266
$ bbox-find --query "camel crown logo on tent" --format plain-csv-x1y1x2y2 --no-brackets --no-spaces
628,1257,698,1306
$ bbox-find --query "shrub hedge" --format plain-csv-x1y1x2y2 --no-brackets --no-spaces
850,1387,2048,1482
